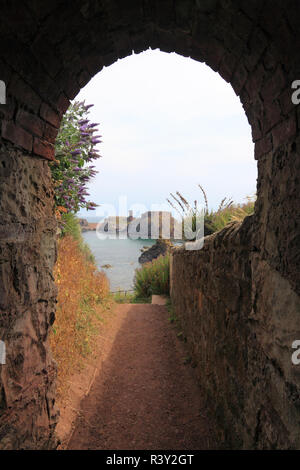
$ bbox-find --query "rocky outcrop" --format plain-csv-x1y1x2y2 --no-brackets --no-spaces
138,239,172,264
78,219,97,232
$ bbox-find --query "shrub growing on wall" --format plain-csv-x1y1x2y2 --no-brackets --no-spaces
167,185,255,238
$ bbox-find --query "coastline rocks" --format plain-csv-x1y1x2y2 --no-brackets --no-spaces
138,239,172,264
78,218,97,232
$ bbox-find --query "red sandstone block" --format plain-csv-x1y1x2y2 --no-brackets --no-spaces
16,109,44,137
231,63,248,95
262,47,277,72
240,0,263,20
234,10,253,41
43,123,58,143
9,75,41,113
218,50,237,83
240,87,250,112
261,66,286,104
244,27,268,72
0,59,12,85
0,95,15,120
55,70,79,101
245,64,266,98
101,52,119,68
285,1,300,34
83,54,104,77
260,2,282,36
263,100,282,133
251,119,262,142
77,70,91,88
40,103,61,128
33,137,54,160
2,120,32,152
197,37,223,73
31,34,61,79
296,106,300,130
272,114,297,149
279,87,296,116
25,0,61,20
254,134,272,159
56,93,70,114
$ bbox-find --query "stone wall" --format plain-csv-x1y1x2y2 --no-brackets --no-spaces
0,142,58,449
0,0,299,166
171,216,300,449
0,0,299,449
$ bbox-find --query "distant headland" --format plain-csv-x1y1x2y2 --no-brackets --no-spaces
78,211,178,239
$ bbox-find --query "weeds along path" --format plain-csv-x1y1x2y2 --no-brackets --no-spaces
67,303,214,450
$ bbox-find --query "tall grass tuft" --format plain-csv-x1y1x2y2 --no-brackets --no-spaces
167,185,256,238
50,234,110,398
134,254,170,299
205,196,255,234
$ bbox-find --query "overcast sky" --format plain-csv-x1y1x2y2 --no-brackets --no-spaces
77,49,257,219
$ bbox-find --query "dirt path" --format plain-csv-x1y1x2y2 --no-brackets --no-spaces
67,303,214,450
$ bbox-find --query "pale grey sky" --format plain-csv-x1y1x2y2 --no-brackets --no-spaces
77,49,257,218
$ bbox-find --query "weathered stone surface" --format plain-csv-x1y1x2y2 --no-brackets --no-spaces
0,142,58,449
171,216,300,449
0,0,299,450
0,0,297,161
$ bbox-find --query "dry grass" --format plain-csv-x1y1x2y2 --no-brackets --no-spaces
50,235,110,398
204,197,255,233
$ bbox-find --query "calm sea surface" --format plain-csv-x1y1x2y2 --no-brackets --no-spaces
82,231,155,291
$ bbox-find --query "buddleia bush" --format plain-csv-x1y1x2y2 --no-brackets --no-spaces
50,100,101,222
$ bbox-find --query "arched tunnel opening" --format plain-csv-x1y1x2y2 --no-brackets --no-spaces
0,0,299,450
51,48,256,449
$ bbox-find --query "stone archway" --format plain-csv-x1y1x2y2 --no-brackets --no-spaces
0,0,299,449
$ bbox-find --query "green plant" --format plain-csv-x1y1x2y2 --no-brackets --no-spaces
205,196,255,234
60,212,95,263
50,100,101,220
167,185,256,238
61,211,82,241
113,291,151,304
133,254,170,299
